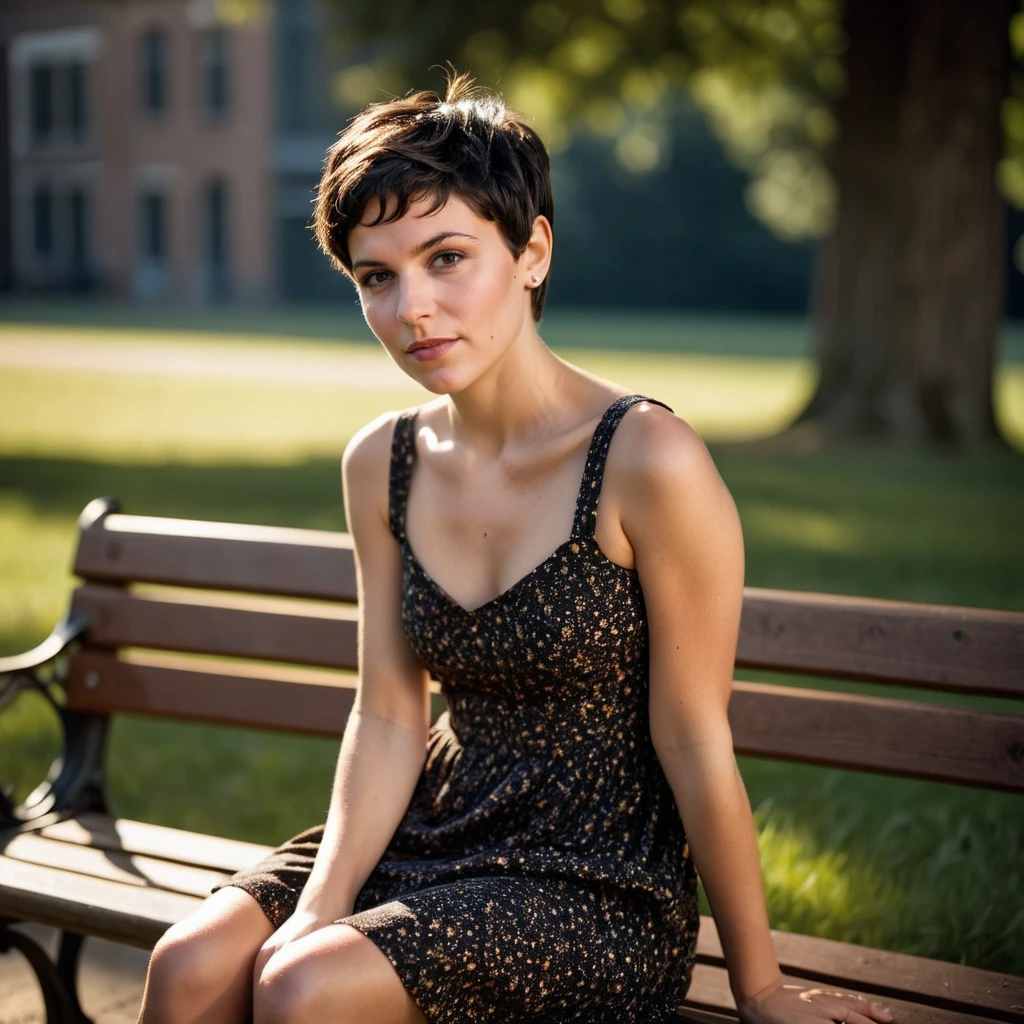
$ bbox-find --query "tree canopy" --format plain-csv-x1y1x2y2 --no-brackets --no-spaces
305,0,1022,251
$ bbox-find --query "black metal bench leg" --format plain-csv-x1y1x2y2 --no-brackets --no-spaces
0,918,93,1023
56,930,93,1022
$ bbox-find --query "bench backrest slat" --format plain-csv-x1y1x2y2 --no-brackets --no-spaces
74,513,357,602
66,651,358,737
61,651,1024,791
66,508,1024,794
74,514,1023,698
71,584,359,671
737,590,1024,698
730,682,1024,792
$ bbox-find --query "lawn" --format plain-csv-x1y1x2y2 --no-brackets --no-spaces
0,310,1022,973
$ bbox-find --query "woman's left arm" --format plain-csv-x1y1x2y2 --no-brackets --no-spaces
619,408,894,1024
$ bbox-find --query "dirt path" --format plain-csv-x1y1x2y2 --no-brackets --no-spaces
0,334,414,390
0,925,148,1024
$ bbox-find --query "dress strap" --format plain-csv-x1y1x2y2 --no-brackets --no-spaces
571,394,673,541
388,410,419,542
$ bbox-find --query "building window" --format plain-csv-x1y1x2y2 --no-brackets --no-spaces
203,178,231,299
30,64,53,146
69,60,88,142
70,187,92,285
26,59,90,148
33,186,54,257
135,188,169,297
13,28,99,155
140,28,169,118
199,27,230,119
139,191,167,261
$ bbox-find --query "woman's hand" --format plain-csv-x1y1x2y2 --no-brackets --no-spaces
738,978,895,1024
253,906,340,981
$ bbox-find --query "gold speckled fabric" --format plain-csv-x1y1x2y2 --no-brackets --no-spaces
219,394,700,1022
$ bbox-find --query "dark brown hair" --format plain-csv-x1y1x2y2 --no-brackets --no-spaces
312,72,554,320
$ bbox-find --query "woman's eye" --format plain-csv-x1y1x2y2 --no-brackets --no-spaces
434,250,463,268
361,271,390,288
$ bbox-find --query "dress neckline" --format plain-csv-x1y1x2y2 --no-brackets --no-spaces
391,394,667,616
406,536,585,616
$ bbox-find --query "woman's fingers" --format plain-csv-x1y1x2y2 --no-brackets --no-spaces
820,993,894,1024
832,1011,882,1024
867,998,895,1021
795,987,893,1024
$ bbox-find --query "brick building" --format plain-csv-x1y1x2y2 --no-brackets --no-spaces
0,0,352,303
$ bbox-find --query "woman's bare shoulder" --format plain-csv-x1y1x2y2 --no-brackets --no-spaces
341,403,432,531
609,401,740,553
612,401,715,488
342,400,441,481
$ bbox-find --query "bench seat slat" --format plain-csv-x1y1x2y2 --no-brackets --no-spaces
14,506,1015,1019
71,584,359,670
730,681,1024,792
738,590,1024,699
7,820,1016,1023
682,963,999,1024
0,855,199,949
2,833,233,899
36,813,271,874
66,651,358,736
24,812,1024,1021
74,514,358,602
697,917,1024,1020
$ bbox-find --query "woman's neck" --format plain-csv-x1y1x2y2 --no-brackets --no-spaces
444,330,581,455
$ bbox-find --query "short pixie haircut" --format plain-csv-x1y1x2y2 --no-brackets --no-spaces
312,72,554,321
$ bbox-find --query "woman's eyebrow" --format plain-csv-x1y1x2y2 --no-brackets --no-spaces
352,232,478,271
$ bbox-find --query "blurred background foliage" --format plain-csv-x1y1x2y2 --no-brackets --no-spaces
330,0,849,244
221,0,1022,448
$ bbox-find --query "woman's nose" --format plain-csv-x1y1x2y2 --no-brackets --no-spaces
396,273,435,325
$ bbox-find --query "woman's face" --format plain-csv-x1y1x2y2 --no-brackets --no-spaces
348,194,541,394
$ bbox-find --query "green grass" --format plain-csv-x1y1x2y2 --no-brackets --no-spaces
0,315,1022,973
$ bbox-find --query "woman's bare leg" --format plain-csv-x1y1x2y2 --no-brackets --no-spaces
138,887,274,1024
254,924,427,1024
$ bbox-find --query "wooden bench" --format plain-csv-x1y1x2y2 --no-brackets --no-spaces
1,496,1022,1024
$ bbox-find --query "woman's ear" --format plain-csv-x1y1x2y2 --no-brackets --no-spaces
521,215,553,289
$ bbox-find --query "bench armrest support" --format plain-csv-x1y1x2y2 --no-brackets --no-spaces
0,612,90,711
0,612,108,833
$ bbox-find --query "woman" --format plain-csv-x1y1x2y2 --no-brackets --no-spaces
139,74,895,1024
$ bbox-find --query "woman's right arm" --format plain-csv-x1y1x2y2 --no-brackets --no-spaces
276,413,430,933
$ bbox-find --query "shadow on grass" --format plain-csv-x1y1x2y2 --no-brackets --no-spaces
0,453,348,534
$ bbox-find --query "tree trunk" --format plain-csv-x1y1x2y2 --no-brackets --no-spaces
797,0,1012,448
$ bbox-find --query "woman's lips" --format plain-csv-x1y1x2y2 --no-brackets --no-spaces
407,338,458,361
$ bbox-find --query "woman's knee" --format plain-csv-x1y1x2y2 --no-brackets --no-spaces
254,927,423,1024
254,936,353,1024
253,950,318,1024
146,922,224,1003
141,888,272,1022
